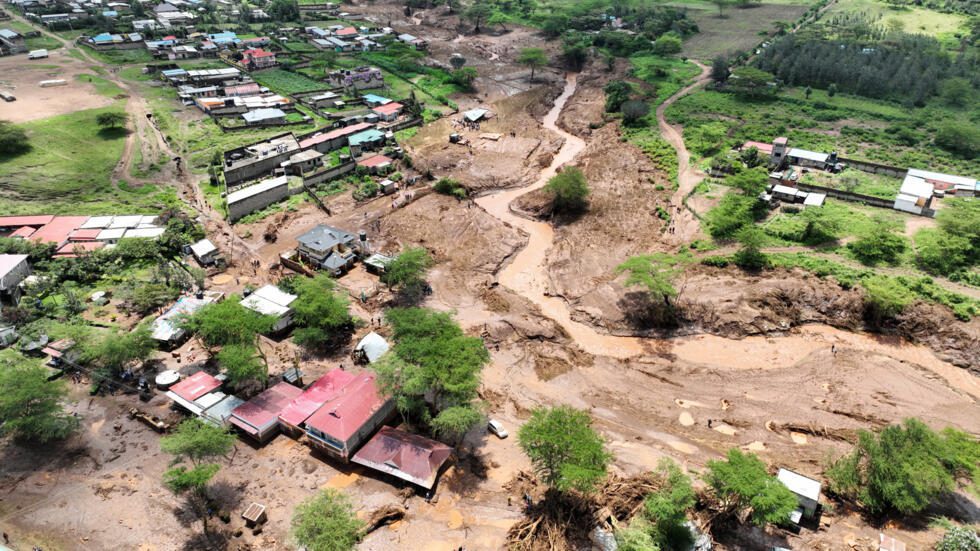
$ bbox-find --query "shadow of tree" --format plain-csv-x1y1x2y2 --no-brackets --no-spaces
617,291,680,330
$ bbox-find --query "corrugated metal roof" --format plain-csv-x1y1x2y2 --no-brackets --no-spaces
170,371,222,402
777,468,821,501
229,382,302,435
304,374,388,442
351,427,452,489
279,369,357,427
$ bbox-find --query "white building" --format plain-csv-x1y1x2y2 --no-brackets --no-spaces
893,174,934,215
240,284,297,332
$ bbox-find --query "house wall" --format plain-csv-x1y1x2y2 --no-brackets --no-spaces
0,257,30,293
303,160,356,185
223,151,293,185
341,399,396,458
838,157,906,179
794,182,896,210
227,182,290,222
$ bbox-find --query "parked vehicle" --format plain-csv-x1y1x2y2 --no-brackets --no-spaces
488,419,508,439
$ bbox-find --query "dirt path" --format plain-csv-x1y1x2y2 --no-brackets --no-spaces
658,61,711,244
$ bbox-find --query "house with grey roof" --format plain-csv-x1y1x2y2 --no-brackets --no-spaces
296,225,359,275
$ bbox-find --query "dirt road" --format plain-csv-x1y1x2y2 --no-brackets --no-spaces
658,61,711,244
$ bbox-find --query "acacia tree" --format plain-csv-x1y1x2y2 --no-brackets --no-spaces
518,47,548,82
291,489,364,551
82,323,156,383
827,418,979,515
464,3,493,33
518,406,611,493
616,252,691,308
704,449,798,526
181,299,274,388
374,308,488,440
644,459,697,549
291,275,354,351
545,166,590,214
382,247,433,304
0,357,79,442
161,419,236,536
96,111,128,130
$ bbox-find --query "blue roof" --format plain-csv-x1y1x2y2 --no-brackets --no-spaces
348,129,385,146
161,68,188,77
362,94,390,104
102,10,117,16
208,31,239,44
242,108,286,123
92,32,114,43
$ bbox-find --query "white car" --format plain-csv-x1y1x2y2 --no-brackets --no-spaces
488,419,508,439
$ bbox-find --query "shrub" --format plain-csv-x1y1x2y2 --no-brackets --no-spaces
0,120,30,156
935,525,980,551
545,166,589,214
705,449,798,526
433,177,467,199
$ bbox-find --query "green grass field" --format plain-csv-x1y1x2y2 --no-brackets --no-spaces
666,87,980,176
76,73,126,97
825,0,968,39
0,105,177,214
630,55,702,105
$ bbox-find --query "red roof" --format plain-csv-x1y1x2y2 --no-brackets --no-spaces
54,241,105,257
298,122,373,149
10,226,36,238
0,215,55,228
244,48,275,58
335,27,357,36
303,373,387,442
741,141,774,155
371,102,403,115
357,154,393,168
69,228,102,241
170,371,222,402
352,427,452,489
230,382,302,436
244,36,269,42
278,369,357,427
30,216,89,245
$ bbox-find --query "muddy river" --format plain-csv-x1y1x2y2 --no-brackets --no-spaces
474,73,978,400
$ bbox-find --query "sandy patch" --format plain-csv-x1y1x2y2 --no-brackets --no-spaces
0,50,117,123
678,412,695,426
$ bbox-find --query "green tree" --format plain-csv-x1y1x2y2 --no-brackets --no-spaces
734,226,768,270
545,166,590,214
804,85,812,99
861,276,913,326
799,207,841,244
217,343,266,389
430,404,483,446
83,323,156,382
291,489,365,551
130,0,145,17
375,308,488,433
450,66,478,91
710,56,729,83
728,167,768,195
604,80,633,113
936,198,980,263
644,459,696,549
621,100,650,126
706,194,763,238
729,67,775,98
381,247,433,303
0,357,79,442
935,524,980,551
181,298,274,352
464,3,493,33
291,275,354,351
848,217,907,266
488,10,509,31
711,0,733,17
705,449,798,526
96,111,128,130
268,0,300,21
433,177,467,199
935,121,980,158
615,519,661,551
939,77,973,108
827,83,838,97
827,419,979,515
160,419,236,535
652,32,682,55
518,406,611,493
0,120,30,156
518,47,548,82
914,228,973,275
616,252,690,307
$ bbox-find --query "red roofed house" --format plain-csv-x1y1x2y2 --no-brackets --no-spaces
165,371,229,416
739,140,774,156
0,215,55,235
30,216,89,247
229,382,303,443
9,226,36,239
352,427,452,490
357,154,393,174
303,372,394,460
54,241,105,258
69,228,102,241
298,122,373,153
370,101,403,122
243,48,277,69
334,26,358,38
278,368,357,436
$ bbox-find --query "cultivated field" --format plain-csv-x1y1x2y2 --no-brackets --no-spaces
826,0,969,38
677,1,813,59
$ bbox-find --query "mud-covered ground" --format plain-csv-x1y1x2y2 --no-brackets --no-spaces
2,6,979,551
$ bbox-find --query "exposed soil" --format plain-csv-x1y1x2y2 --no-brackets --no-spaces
0,51,117,123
